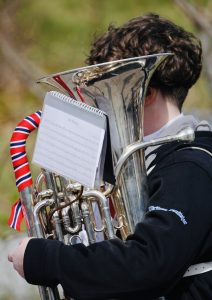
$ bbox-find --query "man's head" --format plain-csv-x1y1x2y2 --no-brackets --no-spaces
86,13,202,111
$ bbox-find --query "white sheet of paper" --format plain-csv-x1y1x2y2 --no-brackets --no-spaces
33,96,106,188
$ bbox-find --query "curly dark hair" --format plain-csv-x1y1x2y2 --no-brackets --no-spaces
86,13,202,110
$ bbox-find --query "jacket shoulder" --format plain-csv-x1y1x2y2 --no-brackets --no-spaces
147,131,212,178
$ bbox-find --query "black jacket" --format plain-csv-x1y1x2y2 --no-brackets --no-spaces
24,131,212,300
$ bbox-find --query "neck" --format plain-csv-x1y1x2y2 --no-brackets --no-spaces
143,92,181,136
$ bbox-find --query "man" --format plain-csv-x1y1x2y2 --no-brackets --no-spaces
8,13,212,300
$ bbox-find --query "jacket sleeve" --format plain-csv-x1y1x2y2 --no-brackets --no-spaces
23,160,212,300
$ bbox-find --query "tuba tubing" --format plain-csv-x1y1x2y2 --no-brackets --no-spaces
115,127,195,178
10,112,116,299
10,55,195,300
10,112,61,299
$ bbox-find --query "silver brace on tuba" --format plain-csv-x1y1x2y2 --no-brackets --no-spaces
14,54,194,300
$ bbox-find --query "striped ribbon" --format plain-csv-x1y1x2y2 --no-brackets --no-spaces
8,107,115,230
8,111,42,231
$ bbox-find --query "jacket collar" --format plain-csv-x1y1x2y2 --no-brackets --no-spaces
145,115,212,170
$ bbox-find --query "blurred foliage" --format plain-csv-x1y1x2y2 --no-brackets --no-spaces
0,0,212,235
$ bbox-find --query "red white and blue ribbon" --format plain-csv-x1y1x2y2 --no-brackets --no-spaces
8,111,42,230
7,200,24,232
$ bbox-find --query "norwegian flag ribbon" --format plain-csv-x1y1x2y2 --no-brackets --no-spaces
8,111,42,230
7,200,24,232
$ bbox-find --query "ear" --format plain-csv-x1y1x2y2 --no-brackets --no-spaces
144,88,157,106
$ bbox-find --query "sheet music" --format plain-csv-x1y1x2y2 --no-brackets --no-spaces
33,92,106,188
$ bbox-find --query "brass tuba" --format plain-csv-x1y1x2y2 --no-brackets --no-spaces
10,55,194,300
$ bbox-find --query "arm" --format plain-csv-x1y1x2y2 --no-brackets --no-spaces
9,161,212,299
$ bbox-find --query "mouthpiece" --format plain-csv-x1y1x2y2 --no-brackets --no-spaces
116,127,195,179
176,127,195,143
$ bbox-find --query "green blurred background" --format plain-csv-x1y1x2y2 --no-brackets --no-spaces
0,0,212,299
1,0,212,237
